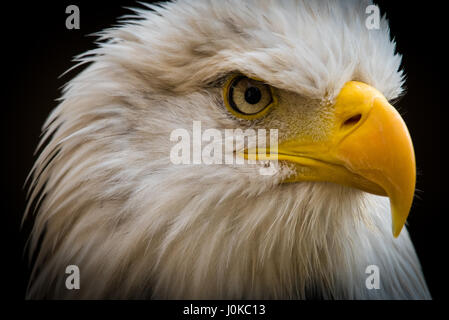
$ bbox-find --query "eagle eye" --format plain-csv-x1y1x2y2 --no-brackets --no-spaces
223,75,276,119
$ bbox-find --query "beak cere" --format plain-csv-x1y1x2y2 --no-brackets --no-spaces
247,81,416,237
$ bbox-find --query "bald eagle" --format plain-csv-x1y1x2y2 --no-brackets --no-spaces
25,0,430,299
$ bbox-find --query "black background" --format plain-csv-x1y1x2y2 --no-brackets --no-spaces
4,0,448,303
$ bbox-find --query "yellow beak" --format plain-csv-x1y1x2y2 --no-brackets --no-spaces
247,81,416,237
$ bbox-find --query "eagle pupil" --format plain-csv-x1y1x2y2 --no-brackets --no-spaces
244,87,262,104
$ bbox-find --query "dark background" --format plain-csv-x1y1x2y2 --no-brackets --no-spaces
4,1,447,301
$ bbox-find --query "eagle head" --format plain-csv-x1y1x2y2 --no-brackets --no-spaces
26,0,430,299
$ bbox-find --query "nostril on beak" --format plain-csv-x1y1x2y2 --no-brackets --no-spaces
342,114,362,127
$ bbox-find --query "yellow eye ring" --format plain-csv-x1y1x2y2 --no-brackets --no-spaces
223,74,277,120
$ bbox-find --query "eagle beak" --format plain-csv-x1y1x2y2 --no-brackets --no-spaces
247,81,416,237
332,81,416,237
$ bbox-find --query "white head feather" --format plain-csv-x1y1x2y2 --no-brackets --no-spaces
26,0,430,299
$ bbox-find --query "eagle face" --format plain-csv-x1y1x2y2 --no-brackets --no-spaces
26,0,430,299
